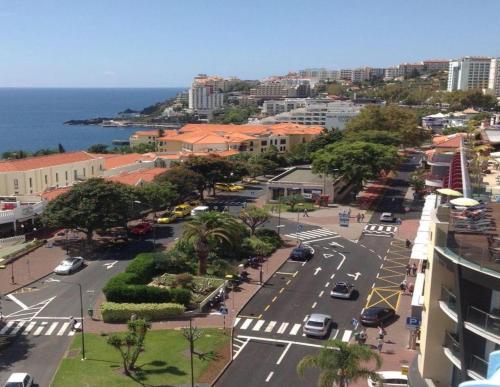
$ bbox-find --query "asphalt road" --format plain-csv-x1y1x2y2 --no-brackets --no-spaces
216,155,422,387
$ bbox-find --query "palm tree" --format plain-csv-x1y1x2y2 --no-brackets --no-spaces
182,212,239,275
297,339,382,387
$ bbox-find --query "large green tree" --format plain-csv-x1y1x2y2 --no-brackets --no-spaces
306,129,344,154
346,105,427,146
297,339,382,387
239,205,270,235
43,178,135,245
343,130,401,146
136,182,177,216
182,212,239,275
312,141,399,189
154,165,202,199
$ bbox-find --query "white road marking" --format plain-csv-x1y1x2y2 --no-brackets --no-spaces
330,274,335,279
45,322,59,335
303,236,339,243
33,322,46,336
240,318,253,330
303,316,308,322
369,249,375,253
237,335,329,349
314,267,322,276
265,371,274,382
22,321,36,335
330,329,339,340
10,321,26,335
323,253,334,259
276,342,292,365
341,330,352,342
265,321,277,332
289,324,301,336
57,322,69,336
252,320,265,331
233,338,249,359
319,290,324,298
325,282,330,288
0,321,15,334
277,322,289,334
7,294,29,310
68,329,75,336
336,253,346,270
234,317,241,327
311,302,317,309
103,260,119,270
329,241,344,248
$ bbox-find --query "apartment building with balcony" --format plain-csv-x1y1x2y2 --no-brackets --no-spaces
488,58,500,97
448,57,492,92
412,138,500,386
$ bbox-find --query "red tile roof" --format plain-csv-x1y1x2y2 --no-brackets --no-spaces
0,152,100,172
88,153,156,170
107,167,166,186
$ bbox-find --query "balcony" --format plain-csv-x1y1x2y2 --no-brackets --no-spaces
443,331,462,368
439,286,458,322
425,173,444,188
465,306,500,345
443,331,488,380
468,354,488,380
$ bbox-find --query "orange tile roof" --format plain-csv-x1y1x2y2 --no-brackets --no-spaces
132,130,160,136
107,167,166,186
0,152,100,173
182,150,240,158
432,133,467,146
41,186,71,201
434,136,463,148
88,153,156,170
179,123,323,137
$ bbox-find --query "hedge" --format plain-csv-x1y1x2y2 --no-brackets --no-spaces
125,253,159,284
101,302,185,323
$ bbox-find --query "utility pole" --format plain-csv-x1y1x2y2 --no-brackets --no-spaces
182,319,202,387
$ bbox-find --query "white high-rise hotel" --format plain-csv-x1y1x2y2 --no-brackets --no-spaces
447,56,500,96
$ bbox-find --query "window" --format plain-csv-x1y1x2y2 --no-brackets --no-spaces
29,178,32,188
74,170,77,179
91,166,94,175
13,179,19,190
261,140,267,146
83,168,86,177
65,171,68,180
56,173,59,183
280,139,286,144
44,175,48,184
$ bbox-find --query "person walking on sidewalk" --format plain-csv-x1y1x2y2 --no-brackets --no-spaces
361,212,365,221
406,264,411,276
377,325,386,341
411,263,418,276
303,208,309,217
405,239,412,248
377,337,384,353
400,279,407,294
356,213,361,223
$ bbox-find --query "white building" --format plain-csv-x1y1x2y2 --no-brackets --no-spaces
188,84,224,114
447,57,492,92
262,99,307,115
260,101,362,131
384,66,403,80
351,67,371,83
488,58,500,97
423,60,450,72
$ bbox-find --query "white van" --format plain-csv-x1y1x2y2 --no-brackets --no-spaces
190,206,209,216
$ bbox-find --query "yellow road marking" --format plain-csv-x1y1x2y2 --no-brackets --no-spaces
365,288,401,309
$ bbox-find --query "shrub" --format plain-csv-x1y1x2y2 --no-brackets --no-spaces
255,228,283,249
101,302,185,323
155,250,196,274
104,283,171,304
170,288,191,306
243,236,274,257
125,253,158,283
174,273,194,288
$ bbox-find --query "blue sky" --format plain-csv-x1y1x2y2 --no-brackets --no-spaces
1,0,499,87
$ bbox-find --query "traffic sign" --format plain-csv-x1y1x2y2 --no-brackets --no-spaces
297,224,304,232
406,316,420,330
219,306,228,315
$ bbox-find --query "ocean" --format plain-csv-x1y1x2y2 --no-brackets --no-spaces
0,88,184,154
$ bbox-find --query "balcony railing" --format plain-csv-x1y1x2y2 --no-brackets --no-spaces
469,354,488,379
443,330,461,359
441,286,458,313
467,305,500,338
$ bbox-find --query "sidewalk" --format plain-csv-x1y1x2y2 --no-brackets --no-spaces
85,241,295,333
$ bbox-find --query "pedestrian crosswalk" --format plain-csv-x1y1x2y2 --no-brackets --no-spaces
285,228,338,242
0,319,77,337
233,317,353,342
363,224,397,236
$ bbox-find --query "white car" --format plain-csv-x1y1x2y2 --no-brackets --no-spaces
330,282,355,299
379,212,396,223
368,371,408,386
191,205,209,216
3,372,34,387
54,256,84,275
303,313,332,338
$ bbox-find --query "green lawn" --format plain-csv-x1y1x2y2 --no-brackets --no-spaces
52,328,229,387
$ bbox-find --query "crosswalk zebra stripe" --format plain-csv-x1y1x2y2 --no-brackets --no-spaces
233,317,241,328
285,229,337,240
252,320,265,331
276,322,289,334
0,321,15,334
289,324,301,336
22,321,36,335
378,226,384,231
33,323,46,336
68,329,75,336
57,322,69,336
9,321,26,335
264,321,276,332
45,322,59,336
341,330,352,342
240,319,253,330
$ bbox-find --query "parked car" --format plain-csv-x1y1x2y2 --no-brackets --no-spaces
330,282,355,299
191,205,210,216
157,212,177,224
130,222,152,235
368,371,408,386
54,256,84,275
215,183,232,192
380,212,396,223
289,245,314,261
3,372,34,387
303,313,332,338
228,183,244,191
173,204,191,218
242,177,260,184
360,307,396,326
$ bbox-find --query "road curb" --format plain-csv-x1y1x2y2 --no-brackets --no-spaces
3,271,53,296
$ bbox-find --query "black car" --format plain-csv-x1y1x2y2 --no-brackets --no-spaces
360,307,395,326
289,245,314,261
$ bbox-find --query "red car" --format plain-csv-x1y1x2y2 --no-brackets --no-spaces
130,222,152,235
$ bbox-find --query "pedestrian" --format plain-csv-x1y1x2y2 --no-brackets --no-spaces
405,239,411,248
69,316,77,331
400,279,407,294
377,337,384,353
303,208,309,217
357,329,367,345
361,212,365,221
356,213,361,223
408,282,414,295
348,208,351,216
411,263,418,276
377,325,386,340
406,264,411,276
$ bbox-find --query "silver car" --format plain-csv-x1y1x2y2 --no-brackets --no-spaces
330,282,354,299
54,256,84,275
303,313,332,338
